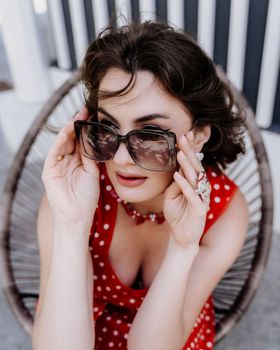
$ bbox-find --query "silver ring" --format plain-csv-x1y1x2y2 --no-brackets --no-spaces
194,171,211,202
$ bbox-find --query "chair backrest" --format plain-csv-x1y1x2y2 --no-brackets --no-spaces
0,70,273,343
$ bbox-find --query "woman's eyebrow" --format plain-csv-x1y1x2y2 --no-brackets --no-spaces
97,107,170,124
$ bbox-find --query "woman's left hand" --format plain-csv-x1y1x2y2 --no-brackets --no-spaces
163,131,211,248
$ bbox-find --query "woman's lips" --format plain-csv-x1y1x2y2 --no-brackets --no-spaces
116,172,147,187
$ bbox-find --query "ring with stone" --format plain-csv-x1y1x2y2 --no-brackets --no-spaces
194,171,211,202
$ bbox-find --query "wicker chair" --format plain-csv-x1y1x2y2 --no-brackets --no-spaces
0,69,273,345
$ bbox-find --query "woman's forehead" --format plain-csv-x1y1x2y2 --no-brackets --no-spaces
99,69,190,120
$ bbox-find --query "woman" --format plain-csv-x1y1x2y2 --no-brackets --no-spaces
32,22,249,350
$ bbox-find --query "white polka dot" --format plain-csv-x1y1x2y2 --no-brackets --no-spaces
116,285,122,290
211,171,217,177
102,274,107,280
103,223,110,230
127,323,131,328
113,330,119,336
112,275,116,279
106,185,112,191
194,337,198,343
224,184,230,190
94,307,99,312
116,319,122,324
101,174,105,180
112,295,118,299
108,342,114,347
226,197,230,201
94,232,99,238
99,240,105,246
98,336,103,341
191,342,195,348
206,328,211,334
201,335,205,340
194,321,198,328
205,316,210,321
124,334,128,339
119,302,124,306
105,286,111,291
102,327,107,332
97,286,102,292
99,262,105,267
94,254,99,259
106,316,112,321
89,246,93,251
94,275,98,280
206,341,213,348
129,298,136,304
105,204,111,211
118,343,122,348
213,183,220,190
208,213,214,220
214,196,221,203
205,303,210,308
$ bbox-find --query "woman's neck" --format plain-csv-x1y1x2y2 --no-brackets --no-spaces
126,192,165,214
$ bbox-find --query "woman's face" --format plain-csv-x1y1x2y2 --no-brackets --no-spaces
97,69,194,205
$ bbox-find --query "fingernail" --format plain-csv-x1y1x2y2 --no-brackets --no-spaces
187,130,194,139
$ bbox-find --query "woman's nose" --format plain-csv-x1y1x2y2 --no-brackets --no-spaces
113,142,135,165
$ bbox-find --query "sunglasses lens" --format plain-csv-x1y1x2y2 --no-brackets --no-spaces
79,123,117,161
129,131,173,171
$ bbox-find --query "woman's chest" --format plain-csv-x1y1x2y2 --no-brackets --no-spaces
107,213,170,289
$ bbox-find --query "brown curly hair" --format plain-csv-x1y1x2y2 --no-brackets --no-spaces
81,21,247,174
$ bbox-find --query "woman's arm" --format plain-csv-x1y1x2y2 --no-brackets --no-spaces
32,107,99,350
32,195,95,350
128,189,248,350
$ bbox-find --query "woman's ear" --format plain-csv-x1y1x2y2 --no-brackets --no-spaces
192,125,211,152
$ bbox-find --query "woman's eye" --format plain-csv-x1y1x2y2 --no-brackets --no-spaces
142,124,170,132
100,119,118,129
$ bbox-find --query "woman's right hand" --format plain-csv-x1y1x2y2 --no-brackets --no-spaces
42,107,100,225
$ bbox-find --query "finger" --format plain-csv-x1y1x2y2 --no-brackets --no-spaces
164,179,181,201
173,171,204,211
73,106,90,121
178,131,204,173
43,121,76,170
177,151,198,188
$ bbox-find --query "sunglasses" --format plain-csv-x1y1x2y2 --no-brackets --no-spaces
74,120,177,171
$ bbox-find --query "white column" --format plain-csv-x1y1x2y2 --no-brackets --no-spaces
91,0,109,36
256,0,280,128
115,0,132,27
139,0,156,22
227,0,250,91
197,0,216,58
0,0,52,102
47,0,72,70
68,0,88,66
167,0,184,30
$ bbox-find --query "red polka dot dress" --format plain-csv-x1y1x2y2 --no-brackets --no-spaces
90,164,238,350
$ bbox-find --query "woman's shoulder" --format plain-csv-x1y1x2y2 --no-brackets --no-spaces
206,167,238,204
201,166,248,241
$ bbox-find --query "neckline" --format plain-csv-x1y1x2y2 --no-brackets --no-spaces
102,174,148,293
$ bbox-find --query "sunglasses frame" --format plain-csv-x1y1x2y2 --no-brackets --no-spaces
74,120,177,171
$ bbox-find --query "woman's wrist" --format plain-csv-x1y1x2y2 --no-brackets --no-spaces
167,233,200,257
53,219,93,243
